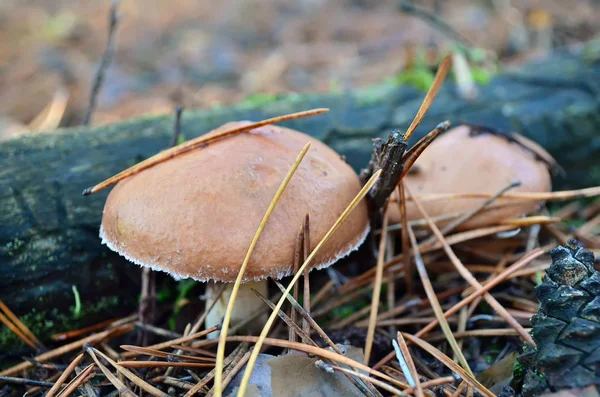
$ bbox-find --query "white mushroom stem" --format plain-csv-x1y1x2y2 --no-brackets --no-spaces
204,280,269,339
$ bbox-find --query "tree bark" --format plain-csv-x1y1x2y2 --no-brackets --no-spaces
1,44,600,349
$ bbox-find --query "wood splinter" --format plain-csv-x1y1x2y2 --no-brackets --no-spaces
360,54,453,216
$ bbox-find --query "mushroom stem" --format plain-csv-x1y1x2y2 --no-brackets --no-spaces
204,281,268,339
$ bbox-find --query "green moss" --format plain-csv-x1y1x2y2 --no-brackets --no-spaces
240,93,281,107
391,68,435,92
513,359,524,378
3,237,25,257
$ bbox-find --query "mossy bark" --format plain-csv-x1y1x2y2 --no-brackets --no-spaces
1,43,600,352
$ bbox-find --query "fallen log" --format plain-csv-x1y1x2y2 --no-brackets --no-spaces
1,43,599,351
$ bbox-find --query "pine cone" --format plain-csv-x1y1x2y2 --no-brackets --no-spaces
517,239,600,396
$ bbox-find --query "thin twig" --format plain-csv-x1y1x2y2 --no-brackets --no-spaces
398,1,473,52
365,204,390,364
83,0,119,126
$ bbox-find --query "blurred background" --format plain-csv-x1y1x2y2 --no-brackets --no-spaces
1,0,598,138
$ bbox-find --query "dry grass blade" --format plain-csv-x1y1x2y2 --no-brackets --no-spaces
302,213,312,340
421,181,521,247
0,324,133,376
402,333,494,397
406,225,473,376
55,363,96,397
316,360,405,396
235,170,382,397
365,204,390,364
253,289,315,346
406,184,535,346
46,353,84,397
51,318,122,342
396,332,424,397
207,350,251,397
415,376,456,391
290,223,304,344
0,300,44,350
194,335,409,389
120,345,216,362
378,224,517,275
83,109,327,195
172,345,218,358
88,347,167,397
404,55,452,140
0,376,55,387
214,142,311,395
191,284,227,335
121,326,218,358
408,186,600,203
183,344,247,397
426,328,532,342
499,216,560,226
398,184,413,294
118,361,214,368
87,349,136,397
272,278,379,397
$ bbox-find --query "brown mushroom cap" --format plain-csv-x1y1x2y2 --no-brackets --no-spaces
389,125,552,229
100,122,369,282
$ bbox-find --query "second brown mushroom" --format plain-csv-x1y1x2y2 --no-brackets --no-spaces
389,124,554,230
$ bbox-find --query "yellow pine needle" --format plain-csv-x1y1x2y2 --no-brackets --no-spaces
404,55,452,141
213,142,312,396
83,108,327,195
235,169,382,397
